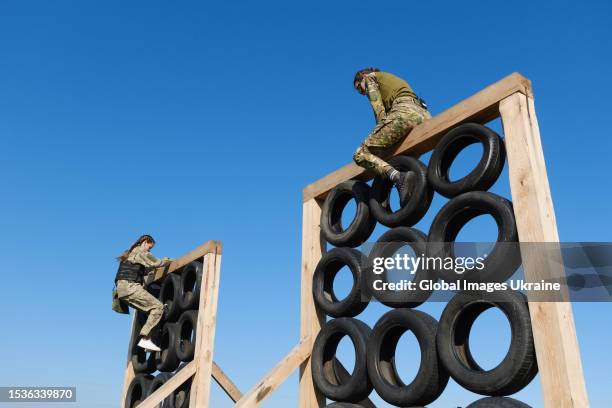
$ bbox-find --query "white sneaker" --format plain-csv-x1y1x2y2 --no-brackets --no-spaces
137,337,161,352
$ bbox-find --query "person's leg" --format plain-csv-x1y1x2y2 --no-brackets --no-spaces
353,115,408,177
353,111,419,204
355,101,433,204
121,282,164,350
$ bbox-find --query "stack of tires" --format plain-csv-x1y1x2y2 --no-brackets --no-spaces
313,123,538,407
125,261,203,408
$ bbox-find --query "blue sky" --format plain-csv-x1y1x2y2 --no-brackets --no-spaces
0,1,610,407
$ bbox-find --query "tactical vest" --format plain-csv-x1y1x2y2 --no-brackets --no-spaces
115,261,146,283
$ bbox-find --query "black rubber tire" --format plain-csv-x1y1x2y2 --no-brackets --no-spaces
324,404,367,408
367,309,449,406
311,318,373,402
333,360,377,408
159,273,183,322
313,248,369,318
131,344,157,374
143,281,162,298
155,322,181,372
172,380,192,408
125,374,153,408
427,191,521,284
176,310,198,362
364,227,433,308
320,180,376,248
467,397,533,408
437,290,538,396
135,310,148,326
178,261,203,310
146,373,174,406
427,123,506,198
370,155,433,228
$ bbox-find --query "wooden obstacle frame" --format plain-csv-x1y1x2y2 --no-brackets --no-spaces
119,72,589,408
235,72,589,408
119,240,244,407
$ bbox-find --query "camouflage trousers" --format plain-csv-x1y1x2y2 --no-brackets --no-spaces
116,280,163,337
353,97,432,176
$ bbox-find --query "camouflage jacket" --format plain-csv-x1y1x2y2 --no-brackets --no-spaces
365,73,387,124
127,246,164,270
364,72,416,124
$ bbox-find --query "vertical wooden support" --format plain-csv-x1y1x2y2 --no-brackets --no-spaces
119,312,139,408
500,92,589,408
298,199,326,408
189,250,222,406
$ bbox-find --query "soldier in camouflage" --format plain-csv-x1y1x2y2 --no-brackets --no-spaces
352,68,431,204
115,234,173,352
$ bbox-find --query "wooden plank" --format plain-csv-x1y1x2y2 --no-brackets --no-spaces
302,72,533,202
119,312,139,408
500,92,589,408
136,361,196,408
235,337,313,408
146,240,222,283
298,199,326,408
189,251,223,407
212,361,243,402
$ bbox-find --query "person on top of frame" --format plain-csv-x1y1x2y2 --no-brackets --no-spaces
352,67,431,204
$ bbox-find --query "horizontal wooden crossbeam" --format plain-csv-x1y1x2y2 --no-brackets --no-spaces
302,72,532,202
146,240,222,283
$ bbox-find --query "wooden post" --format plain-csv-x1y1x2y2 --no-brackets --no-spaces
298,199,326,408
189,250,223,406
500,92,589,408
119,313,139,408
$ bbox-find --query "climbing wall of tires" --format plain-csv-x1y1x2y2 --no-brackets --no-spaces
125,261,203,408
313,123,538,408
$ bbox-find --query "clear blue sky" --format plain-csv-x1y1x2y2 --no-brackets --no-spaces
0,1,610,407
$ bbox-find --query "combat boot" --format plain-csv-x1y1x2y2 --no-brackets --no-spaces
394,171,416,207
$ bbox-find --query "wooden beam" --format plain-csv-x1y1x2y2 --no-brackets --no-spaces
146,240,222,283
500,92,589,408
235,337,313,408
302,72,532,202
298,198,326,408
119,313,139,408
189,250,223,407
136,361,196,408
212,361,243,402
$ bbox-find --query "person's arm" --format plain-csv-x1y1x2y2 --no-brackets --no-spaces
365,74,386,123
132,248,167,269
141,251,163,268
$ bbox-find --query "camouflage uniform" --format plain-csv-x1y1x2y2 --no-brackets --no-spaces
116,246,165,337
353,73,432,176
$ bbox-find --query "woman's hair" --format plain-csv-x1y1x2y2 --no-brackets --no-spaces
353,67,380,89
116,234,156,262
